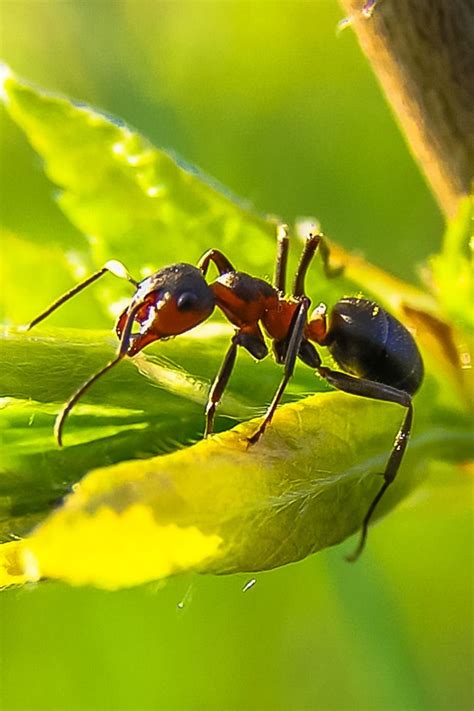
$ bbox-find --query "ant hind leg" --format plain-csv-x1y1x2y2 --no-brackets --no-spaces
317,366,413,561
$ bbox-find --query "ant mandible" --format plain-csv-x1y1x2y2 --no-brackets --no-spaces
26,226,423,561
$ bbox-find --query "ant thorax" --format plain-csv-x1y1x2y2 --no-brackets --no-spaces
212,272,278,328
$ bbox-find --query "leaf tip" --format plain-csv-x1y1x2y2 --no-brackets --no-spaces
21,504,224,590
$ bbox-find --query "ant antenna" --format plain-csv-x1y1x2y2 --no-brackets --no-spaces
273,224,289,294
54,300,142,446
26,260,138,330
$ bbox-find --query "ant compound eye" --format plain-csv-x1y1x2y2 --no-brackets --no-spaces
176,291,198,311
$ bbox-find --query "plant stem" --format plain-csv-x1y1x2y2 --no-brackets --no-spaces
339,0,474,217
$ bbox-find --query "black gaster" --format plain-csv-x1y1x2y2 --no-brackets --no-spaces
325,298,423,395
379,314,424,394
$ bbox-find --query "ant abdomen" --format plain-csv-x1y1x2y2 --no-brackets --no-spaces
325,298,424,395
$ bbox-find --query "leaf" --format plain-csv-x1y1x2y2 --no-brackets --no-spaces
429,196,473,333
0,65,274,279
0,230,70,325
401,305,474,413
3,392,472,589
1,66,352,329
0,325,330,540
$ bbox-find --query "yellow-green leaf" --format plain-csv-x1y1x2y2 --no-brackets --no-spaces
4,392,472,589
429,196,473,332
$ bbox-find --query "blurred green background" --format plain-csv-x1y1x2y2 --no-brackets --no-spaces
0,2,471,711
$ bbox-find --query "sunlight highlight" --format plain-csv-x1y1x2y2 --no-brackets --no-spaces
0,63,12,102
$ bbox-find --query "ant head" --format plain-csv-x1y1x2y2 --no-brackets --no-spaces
116,263,216,356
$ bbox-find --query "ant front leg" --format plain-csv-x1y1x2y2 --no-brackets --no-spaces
198,249,235,278
204,340,238,438
317,366,413,561
204,327,268,437
26,260,138,330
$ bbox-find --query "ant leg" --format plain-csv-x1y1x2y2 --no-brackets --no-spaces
204,340,238,437
273,224,289,293
54,301,142,446
204,327,268,437
248,298,310,445
293,232,321,297
26,260,139,330
347,403,412,562
317,366,413,561
198,250,235,277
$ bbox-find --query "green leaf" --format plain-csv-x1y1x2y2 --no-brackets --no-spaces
429,196,473,333
3,391,472,590
0,66,351,328
0,230,71,325
0,325,330,541
1,65,274,278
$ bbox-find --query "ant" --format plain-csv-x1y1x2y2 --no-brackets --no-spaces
26,226,423,560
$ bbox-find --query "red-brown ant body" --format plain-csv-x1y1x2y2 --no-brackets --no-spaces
27,227,423,560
